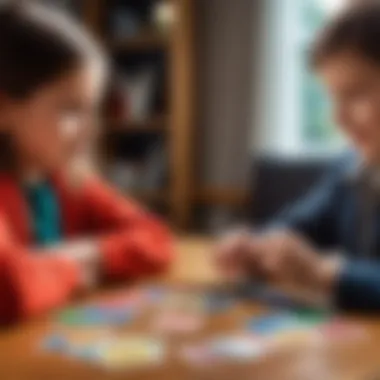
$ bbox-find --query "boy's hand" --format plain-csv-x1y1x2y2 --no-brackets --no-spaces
214,230,342,295
250,231,342,294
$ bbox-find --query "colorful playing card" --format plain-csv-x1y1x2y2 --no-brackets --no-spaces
209,336,265,361
267,329,318,351
41,328,114,359
57,305,135,326
152,311,205,335
181,344,215,366
159,292,205,314
91,336,165,370
247,313,303,335
317,320,368,344
293,308,330,327
97,296,140,309
181,335,265,366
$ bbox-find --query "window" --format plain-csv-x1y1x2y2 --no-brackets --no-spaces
254,0,345,157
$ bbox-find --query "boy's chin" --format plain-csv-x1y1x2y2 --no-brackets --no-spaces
358,148,380,166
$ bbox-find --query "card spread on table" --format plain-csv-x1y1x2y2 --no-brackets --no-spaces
96,290,146,308
247,313,305,335
91,336,165,370
41,329,114,358
267,329,318,351
42,332,165,370
316,320,368,344
57,306,135,326
181,335,265,366
247,309,330,335
159,292,205,314
152,311,205,335
56,288,165,327
40,285,369,371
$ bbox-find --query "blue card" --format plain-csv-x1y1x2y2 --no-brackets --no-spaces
247,313,300,335
58,306,135,326
41,334,69,353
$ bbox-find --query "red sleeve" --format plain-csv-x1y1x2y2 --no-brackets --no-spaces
0,215,80,324
83,179,174,280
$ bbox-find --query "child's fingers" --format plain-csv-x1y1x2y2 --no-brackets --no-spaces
213,231,255,280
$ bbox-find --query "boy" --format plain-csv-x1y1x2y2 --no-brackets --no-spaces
215,3,380,311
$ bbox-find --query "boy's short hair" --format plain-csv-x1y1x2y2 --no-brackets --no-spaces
311,1,380,68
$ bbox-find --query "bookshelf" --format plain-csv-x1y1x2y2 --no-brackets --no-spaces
78,0,195,229
109,31,169,52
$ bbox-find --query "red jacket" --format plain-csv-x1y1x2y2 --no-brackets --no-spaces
0,174,173,323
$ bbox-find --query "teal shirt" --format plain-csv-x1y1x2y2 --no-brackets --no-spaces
24,181,62,246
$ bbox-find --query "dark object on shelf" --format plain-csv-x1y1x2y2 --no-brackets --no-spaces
109,7,141,39
107,0,158,35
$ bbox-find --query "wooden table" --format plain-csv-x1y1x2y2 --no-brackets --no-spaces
1,237,380,380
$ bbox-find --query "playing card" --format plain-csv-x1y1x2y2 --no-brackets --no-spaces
247,313,302,335
41,328,114,359
294,309,330,327
316,320,368,344
210,336,265,361
159,292,205,314
267,329,318,351
96,290,145,308
57,305,135,326
152,311,205,335
181,336,265,366
91,336,165,370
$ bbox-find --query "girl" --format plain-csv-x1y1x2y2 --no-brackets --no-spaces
0,2,173,323
215,2,380,311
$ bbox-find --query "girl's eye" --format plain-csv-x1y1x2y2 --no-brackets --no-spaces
59,112,82,138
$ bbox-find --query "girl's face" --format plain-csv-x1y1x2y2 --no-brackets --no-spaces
318,51,380,164
0,63,104,174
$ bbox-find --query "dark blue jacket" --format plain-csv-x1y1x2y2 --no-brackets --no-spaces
274,152,380,311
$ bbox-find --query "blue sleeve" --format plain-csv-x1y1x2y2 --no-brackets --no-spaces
335,260,380,311
269,161,346,249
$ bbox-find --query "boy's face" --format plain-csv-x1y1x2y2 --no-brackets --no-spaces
318,51,380,164
2,63,105,173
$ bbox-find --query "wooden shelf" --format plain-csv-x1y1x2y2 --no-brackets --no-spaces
130,189,167,204
196,188,249,207
135,188,249,207
87,0,195,228
106,115,168,133
108,31,169,52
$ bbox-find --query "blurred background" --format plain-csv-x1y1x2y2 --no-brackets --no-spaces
41,0,358,233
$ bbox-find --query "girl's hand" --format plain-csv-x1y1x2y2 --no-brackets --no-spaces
42,240,101,291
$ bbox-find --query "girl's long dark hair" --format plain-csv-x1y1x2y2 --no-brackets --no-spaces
0,1,105,172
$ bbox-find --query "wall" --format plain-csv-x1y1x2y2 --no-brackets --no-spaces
195,0,259,190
